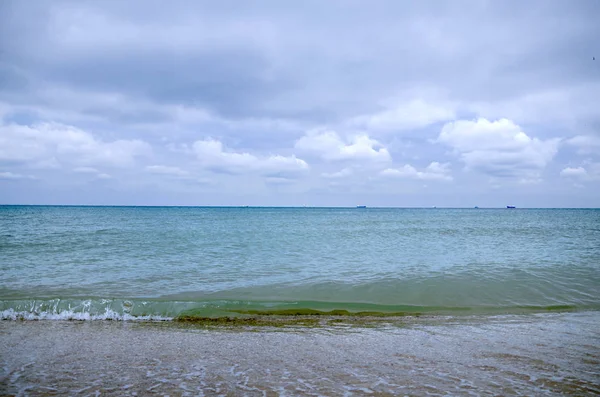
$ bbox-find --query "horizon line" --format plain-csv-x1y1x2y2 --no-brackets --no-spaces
1,204,599,209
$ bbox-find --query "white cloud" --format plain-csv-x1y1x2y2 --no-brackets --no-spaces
352,99,456,131
295,129,391,162
560,164,600,182
565,135,600,155
322,168,353,179
560,167,587,177
72,166,112,180
265,177,294,185
0,171,36,180
146,165,189,177
192,139,309,176
437,118,559,179
381,162,453,181
0,122,152,168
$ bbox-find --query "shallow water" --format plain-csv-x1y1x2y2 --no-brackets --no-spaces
2,206,600,319
2,312,599,396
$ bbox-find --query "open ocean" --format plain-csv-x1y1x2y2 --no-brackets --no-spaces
1,206,600,395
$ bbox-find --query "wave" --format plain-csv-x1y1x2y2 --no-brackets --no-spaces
1,297,596,322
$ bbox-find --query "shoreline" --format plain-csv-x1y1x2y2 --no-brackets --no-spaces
2,298,594,323
2,308,594,327
3,304,597,329
2,311,599,396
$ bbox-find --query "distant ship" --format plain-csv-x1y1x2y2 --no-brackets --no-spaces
506,205,516,209
356,205,367,208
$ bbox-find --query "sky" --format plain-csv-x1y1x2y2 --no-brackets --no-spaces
0,0,599,207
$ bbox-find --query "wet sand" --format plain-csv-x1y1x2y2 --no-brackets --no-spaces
1,312,599,396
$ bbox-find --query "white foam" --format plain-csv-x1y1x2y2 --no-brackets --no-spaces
1,308,173,321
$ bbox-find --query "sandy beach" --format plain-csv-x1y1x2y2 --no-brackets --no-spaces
2,312,599,396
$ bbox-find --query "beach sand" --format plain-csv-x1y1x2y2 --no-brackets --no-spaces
1,312,599,396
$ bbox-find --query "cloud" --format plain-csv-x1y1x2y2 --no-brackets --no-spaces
192,139,308,176
2,1,599,126
265,177,294,185
146,165,189,177
560,167,587,178
1,1,599,206
352,99,456,131
295,129,391,162
0,122,152,168
381,162,453,181
565,135,600,155
0,171,36,180
71,166,112,180
73,167,100,174
437,118,559,179
560,164,600,182
145,165,215,184
322,168,353,179
467,84,600,127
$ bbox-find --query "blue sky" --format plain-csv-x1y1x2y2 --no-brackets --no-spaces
1,0,599,207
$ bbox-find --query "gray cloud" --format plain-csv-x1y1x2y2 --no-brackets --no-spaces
1,0,599,206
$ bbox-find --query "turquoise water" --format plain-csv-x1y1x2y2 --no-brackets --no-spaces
1,206,599,319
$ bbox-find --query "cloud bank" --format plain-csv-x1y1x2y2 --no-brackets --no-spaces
1,0,598,206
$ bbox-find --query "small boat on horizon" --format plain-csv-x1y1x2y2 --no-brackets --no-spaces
506,205,516,209
356,205,367,209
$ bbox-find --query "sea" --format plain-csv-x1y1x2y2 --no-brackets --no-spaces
1,206,599,395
